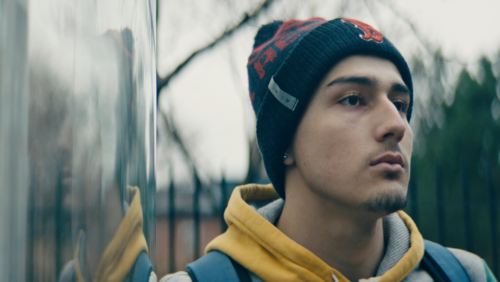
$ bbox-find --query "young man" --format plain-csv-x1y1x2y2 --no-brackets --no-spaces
162,18,497,282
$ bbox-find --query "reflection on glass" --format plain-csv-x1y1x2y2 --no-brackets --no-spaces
0,1,29,281
1,0,156,281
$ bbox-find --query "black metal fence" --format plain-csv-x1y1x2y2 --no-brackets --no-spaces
160,161,499,278
161,171,231,275
407,160,499,277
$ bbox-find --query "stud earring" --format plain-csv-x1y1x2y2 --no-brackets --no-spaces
284,153,288,159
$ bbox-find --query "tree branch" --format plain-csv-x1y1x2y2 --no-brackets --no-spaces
160,107,220,211
366,0,434,55
156,0,275,96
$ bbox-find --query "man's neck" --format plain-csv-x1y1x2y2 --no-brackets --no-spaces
276,188,386,281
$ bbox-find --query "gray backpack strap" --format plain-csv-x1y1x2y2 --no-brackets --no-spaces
186,251,251,282
57,252,153,282
58,260,76,282
131,251,153,282
421,240,471,282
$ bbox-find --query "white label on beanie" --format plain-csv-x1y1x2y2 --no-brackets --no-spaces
268,76,299,111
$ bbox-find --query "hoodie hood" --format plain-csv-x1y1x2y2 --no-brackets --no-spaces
206,184,424,282
74,186,148,282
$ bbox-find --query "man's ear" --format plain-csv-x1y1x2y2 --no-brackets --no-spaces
283,151,295,166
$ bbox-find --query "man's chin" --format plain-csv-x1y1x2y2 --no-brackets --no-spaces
360,190,407,215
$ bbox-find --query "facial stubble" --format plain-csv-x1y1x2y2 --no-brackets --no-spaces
361,187,407,214
360,144,409,214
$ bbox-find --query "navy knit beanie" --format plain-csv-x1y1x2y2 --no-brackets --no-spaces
247,17,413,199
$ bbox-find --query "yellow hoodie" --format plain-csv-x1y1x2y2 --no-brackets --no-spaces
68,186,150,282
205,183,425,282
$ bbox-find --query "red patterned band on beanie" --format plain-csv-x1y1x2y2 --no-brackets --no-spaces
247,18,327,113
341,18,384,43
248,18,326,79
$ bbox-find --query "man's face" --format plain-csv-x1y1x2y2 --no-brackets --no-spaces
286,55,413,215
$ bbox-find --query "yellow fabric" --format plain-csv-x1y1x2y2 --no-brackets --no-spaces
206,184,425,282
74,230,86,282
74,186,148,282
377,211,424,282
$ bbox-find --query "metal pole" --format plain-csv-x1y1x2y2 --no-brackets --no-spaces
220,172,228,233
409,166,418,226
462,159,473,252
28,167,36,281
193,171,201,260
435,163,445,245
487,162,498,276
168,174,176,273
55,168,63,275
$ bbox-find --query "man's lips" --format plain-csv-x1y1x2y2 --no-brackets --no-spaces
370,152,405,172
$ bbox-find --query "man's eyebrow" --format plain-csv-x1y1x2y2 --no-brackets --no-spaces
326,76,376,87
327,76,410,95
390,83,410,94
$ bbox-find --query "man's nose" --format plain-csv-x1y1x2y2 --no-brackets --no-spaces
373,98,406,143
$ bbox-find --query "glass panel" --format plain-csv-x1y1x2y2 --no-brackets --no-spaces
0,0,156,280
0,0,30,281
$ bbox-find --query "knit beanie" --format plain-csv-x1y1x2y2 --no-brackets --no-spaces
247,17,413,199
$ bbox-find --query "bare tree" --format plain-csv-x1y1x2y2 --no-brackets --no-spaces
156,0,277,187
157,0,275,95
155,0,467,188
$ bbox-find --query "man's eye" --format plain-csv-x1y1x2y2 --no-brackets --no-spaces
340,95,361,106
393,101,408,113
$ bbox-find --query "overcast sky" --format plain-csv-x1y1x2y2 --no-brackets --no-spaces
156,0,500,188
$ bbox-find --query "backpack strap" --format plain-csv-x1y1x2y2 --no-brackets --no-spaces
57,260,76,282
421,240,471,282
186,251,251,282
130,251,153,282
